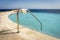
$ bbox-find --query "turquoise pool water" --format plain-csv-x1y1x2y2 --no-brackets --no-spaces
9,12,60,38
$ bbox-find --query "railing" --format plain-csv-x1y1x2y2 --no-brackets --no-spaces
16,9,42,33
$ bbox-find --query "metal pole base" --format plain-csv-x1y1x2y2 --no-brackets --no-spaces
17,31,19,33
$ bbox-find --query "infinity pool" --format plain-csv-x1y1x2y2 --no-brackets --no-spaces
9,12,60,38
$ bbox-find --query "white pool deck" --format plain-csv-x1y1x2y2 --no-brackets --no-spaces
0,11,60,40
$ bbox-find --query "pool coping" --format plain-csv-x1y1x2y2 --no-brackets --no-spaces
0,10,60,40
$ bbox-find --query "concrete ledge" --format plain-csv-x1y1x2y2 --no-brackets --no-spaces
0,11,60,40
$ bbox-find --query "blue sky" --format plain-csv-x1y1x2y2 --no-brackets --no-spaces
0,0,60,9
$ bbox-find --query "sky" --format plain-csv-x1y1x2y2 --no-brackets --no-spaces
0,0,60,9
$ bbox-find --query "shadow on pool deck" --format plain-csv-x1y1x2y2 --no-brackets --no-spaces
0,27,25,40
0,11,60,40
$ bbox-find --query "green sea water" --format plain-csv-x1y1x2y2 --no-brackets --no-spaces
9,12,60,38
